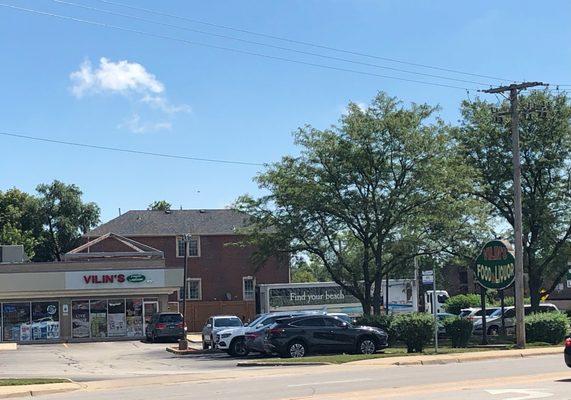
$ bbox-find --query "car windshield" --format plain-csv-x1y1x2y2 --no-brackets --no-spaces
459,310,472,318
246,315,265,327
332,314,352,325
214,318,242,327
486,308,498,316
489,308,504,317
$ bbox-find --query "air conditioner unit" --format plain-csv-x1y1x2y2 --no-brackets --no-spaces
0,245,26,263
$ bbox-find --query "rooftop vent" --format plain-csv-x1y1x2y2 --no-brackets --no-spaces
0,245,26,263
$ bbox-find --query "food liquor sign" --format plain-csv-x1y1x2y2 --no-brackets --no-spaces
473,239,515,290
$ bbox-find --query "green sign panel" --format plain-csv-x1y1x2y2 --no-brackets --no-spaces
126,274,146,283
473,239,515,290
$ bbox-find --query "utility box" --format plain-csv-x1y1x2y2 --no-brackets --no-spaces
0,245,26,263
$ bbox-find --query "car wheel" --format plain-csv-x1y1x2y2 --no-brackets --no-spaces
358,337,377,355
286,341,307,358
488,326,499,336
230,337,249,357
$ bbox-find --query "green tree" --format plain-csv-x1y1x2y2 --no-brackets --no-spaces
236,92,479,315
35,180,101,261
290,256,330,283
454,91,571,310
148,200,172,211
0,188,41,259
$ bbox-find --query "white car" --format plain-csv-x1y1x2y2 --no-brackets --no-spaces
216,311,321,356
201,315,243,349
459,307,499,322
473,303,559,336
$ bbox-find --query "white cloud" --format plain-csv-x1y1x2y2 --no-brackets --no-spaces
141,95,191,115
70,57,164,98
118,114,172,134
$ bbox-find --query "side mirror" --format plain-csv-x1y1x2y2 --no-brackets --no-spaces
342,323,349,329
206,324,212,328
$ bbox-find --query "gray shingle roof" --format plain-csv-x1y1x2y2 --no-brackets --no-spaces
86,209,251,236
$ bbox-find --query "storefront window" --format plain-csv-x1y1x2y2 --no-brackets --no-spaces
107,299,126,337
72,300,90,338
31,301,60,340
2,303,31,342
90,300,108,338
126,299,143,337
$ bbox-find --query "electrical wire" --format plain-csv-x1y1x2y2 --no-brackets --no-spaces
94,0,514,83
0,3,476,91
0,131,265,166
49,0,490,86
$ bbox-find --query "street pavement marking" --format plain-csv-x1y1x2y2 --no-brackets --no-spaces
289,372,569,400
486,389,553,400
288,378,373,387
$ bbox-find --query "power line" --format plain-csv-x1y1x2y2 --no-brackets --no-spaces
0,3,475,91
0,131,265,166
95,0,514,83
49,0,490,86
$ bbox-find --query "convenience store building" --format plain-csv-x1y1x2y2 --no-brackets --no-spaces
0,234,183,343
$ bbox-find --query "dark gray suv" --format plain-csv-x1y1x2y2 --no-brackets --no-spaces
146,312,186,342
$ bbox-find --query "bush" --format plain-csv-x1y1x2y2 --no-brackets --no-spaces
525,312,569,344
391,312,434,353
444,294,481,315
356,315,396,345
443,317,473,348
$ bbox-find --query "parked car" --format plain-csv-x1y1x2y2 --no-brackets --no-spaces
473,304,559,336
564,337,571,367
436,312,457,335
459,307,499,322
327,313,355,325
201,316,243,349
264,315,388,358
145,312,186,342
217,311,319,356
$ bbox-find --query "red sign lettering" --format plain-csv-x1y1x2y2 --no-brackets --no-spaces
82,274,127,285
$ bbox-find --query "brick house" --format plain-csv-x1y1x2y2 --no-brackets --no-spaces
85,209,290,330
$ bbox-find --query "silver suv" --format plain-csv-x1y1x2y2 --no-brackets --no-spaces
473,303,559,335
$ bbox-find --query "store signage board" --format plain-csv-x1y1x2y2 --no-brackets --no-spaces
473,239,515,290
268,286,360,309
65,269,165,290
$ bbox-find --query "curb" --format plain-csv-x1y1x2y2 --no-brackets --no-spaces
237,361,332,367
0,382,80,399
166,347,215,356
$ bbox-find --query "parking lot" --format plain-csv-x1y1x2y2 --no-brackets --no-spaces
0,340,249,382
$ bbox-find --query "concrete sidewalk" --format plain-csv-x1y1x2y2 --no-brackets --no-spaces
350,346,562,366
0,382,81,399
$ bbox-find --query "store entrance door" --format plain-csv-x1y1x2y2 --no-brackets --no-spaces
143,301,159,335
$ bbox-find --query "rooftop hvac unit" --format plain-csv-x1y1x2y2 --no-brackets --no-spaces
0,245,26,263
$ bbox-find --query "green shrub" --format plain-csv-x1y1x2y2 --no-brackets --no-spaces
391,312,434,353
443,317,473,348
525,312,569,344
356,315,396,345
444,294,481,315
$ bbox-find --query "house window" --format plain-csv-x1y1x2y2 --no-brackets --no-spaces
243,277,255,301
186,279,202,301
176,237,200,257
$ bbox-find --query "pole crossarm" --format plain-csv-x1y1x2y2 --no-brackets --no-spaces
480,82,548,94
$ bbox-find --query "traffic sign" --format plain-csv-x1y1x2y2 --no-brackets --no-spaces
422,270,434,285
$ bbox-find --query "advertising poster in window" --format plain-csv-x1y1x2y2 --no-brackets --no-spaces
31,302,60,340
90,300,108,338
126,299,143,337
107,300,126,337
2,303,31,342
72,301,90,338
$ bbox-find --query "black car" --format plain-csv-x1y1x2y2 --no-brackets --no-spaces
146,312,186,342
565,337,571,367
264,315,388,358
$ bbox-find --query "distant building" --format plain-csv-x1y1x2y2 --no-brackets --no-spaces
86,209,290,330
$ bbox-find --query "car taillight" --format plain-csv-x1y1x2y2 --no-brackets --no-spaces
175,322,185,329
269,327,285,336
565,338,571,348
156,323,166,330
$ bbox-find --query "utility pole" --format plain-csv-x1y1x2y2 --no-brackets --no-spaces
179,233,192,350
481,82,547,349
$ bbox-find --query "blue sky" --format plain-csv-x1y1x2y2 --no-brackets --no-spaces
1,0,570,223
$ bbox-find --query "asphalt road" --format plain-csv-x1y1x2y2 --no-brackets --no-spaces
36,354,571,400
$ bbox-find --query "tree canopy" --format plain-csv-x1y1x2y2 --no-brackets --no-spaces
236,92,484,315
148,200,172,211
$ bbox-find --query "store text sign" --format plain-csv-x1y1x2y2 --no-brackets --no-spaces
473,240,515,290
66,269,165,290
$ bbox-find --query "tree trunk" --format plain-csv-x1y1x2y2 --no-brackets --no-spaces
361,292,372,316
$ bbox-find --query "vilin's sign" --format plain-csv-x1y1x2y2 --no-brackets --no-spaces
473,239,515,290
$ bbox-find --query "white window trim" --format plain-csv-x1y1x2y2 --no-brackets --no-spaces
186,278,202,301
175,236,201,258
242,276,256,301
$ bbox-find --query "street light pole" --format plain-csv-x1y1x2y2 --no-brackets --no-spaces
179,234,191,350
